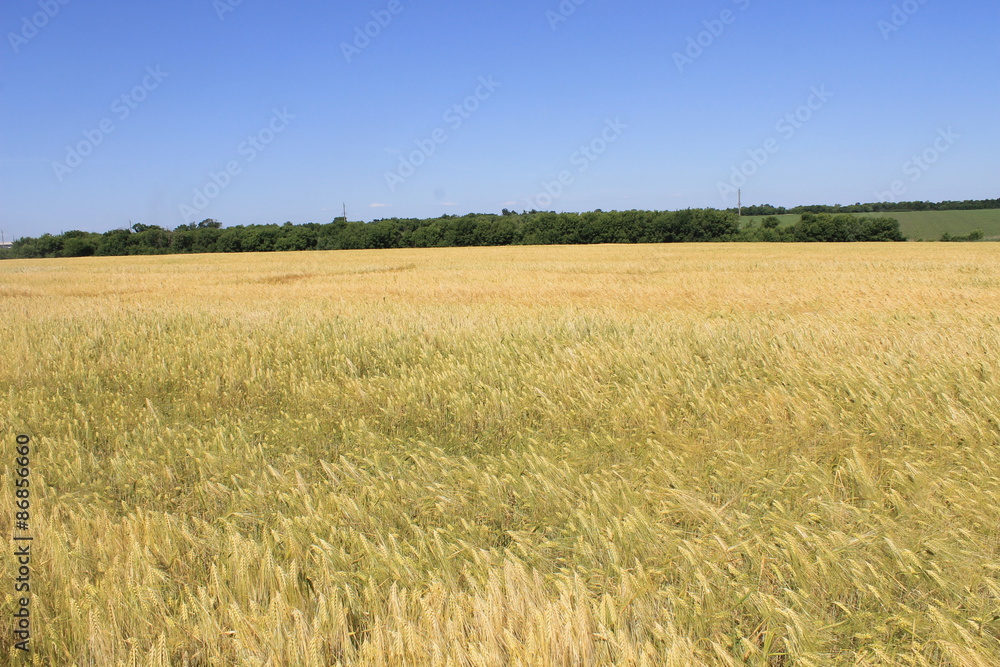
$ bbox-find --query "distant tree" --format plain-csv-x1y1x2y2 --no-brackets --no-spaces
60,233,99,257
133,227,171,252
191,226,222,253
171,231,195,253
940,229,984,242
275,225,317,251
35,233,64,257
97,229,132,256
217,227,245,252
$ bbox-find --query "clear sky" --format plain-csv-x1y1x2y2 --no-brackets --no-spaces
1,0,997,238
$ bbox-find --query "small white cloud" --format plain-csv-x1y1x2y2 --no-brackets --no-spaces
442,202,458,206
369,203,391,208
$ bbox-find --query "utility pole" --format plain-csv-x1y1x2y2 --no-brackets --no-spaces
738,189,742,218
343,203,347,223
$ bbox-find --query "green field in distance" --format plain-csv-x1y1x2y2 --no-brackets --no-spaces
743,209,1000,241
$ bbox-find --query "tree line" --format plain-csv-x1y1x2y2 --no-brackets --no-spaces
739,214,905,242
734,197,1000,217
0,209,909,259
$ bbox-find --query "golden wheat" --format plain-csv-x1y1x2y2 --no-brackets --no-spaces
1,243,999,665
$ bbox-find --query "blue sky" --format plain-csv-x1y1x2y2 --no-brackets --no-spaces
1,0,997,238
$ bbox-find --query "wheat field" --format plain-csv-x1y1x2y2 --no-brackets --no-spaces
1,243,999,666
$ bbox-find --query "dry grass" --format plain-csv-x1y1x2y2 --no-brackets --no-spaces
1,243,999,665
